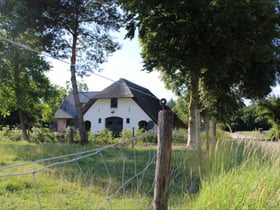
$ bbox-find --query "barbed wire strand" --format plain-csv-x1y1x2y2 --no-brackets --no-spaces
74,160,90,210
98,151,156,209
0,129,155,178
0,147,99,171
0,34,163,101
133,150,157,210
0,129,157,209
140,149,156,196
99,152,113,210
133,142,139,194
120,147,126,209
0,34,73,66
32,172,43,210
0,34,163,209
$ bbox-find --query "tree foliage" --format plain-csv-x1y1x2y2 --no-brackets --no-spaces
11,0,123,144
229,103,270,132
120,0,280,146
257,96,280,140
0,33,53,140
65,80,89,95
41,85,67,124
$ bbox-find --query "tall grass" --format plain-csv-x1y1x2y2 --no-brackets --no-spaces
0,129,279,209
186,139,280,209
0,140,194,209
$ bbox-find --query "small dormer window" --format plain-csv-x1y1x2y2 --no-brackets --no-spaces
111,98,118,108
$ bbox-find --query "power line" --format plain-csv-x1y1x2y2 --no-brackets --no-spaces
0,128,155,178
0,34,72,66
0,34,164,101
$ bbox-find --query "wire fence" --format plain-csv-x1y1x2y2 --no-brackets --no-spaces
0,34,161,102
0,129,162,209
0,32,189,210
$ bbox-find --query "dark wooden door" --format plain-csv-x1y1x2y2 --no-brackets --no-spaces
105,117,123,137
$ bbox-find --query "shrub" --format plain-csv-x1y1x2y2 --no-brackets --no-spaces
30,127,56,143
172,129,188,144
136,128,157,144
0,127,23,141
88,128,114,145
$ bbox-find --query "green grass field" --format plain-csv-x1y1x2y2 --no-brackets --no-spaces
0,136,279,209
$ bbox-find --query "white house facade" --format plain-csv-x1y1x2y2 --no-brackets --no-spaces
54,78,185,136
84,98,154,134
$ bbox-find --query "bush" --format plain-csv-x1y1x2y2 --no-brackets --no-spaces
172,129,188,144
0,127,23,141
30,127,56,143
0,125,75,143
88,128,115,145
87,128,158,146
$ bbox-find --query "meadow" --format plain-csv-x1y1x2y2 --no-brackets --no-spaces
0,128,279,209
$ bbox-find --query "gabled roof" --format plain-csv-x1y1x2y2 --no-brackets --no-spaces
54,92,99,119
93,78,135,98
83,78,186,128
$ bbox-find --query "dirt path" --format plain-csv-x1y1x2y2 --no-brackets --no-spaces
229,133,280,152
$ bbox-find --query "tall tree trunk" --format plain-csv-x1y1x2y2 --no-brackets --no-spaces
70,33,88,145
187,70,199,147
18,109,29,141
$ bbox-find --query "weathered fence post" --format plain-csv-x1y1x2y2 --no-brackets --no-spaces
69,126,74,144
132,127,135,148
195,109,202,167
212,120,217,143
153,110,174,210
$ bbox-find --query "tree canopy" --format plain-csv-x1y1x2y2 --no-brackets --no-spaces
5,0,123,144
257,96,280,140
0,32,53,140
120,0,280,146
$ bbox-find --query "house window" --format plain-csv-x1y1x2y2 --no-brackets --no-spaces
126,118,130,124
98,118,102,124
111,98,118,108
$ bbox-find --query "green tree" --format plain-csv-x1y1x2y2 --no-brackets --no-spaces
41,85,67,125
0,38,52,140
14,0,122,144
228,103,270,132
120,0,280,146
0,0,55,140
65,80,89,95
257,97,280,140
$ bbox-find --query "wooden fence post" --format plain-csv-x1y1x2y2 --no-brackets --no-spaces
132,127,135,148
212,120,217,143
195,109,202,167
153,110,174,210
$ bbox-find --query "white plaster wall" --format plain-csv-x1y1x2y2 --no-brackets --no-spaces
83,98,154,133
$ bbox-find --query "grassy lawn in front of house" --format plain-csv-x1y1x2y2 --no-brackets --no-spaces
0,129,279,209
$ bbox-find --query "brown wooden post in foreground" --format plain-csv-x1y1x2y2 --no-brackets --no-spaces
153,110,174,210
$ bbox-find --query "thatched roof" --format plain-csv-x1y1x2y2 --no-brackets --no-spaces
83,78,186,128
54,78,186,128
